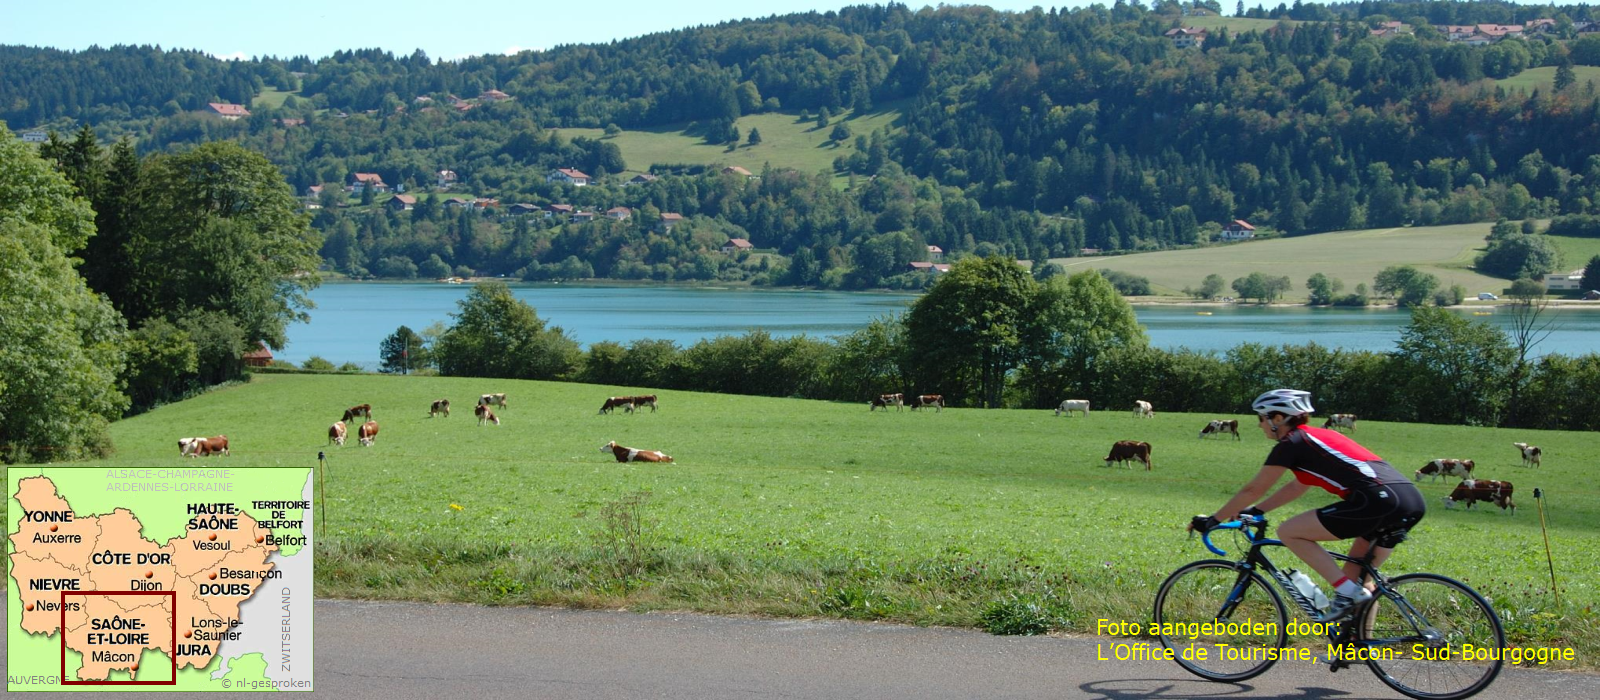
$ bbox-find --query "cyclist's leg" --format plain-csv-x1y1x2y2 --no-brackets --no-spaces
1277,510,1346,586
1341,538,1391,593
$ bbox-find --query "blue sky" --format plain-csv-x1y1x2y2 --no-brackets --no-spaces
3,1,1091,61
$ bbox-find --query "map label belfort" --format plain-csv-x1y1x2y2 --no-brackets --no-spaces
7,467,314,691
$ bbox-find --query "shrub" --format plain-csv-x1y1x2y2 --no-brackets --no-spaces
301,356,336,371
979,595,1054,636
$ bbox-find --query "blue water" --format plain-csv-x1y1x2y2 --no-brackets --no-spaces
277,282,1600,368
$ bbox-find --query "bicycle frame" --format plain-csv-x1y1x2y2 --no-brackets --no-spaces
1200,517,1444,661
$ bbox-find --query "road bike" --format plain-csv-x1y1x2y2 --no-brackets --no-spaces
1152,515,1504,700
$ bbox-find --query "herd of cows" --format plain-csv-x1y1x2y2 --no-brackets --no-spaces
173,391,1545,514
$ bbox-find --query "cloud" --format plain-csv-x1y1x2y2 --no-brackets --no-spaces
211,51,249,61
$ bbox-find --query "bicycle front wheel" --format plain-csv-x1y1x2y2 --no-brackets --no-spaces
1360,573,1505,700
1153,559,1289,682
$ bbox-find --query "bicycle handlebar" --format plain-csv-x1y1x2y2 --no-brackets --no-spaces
1199,514,1266,556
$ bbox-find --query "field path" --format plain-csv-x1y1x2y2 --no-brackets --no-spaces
16,599,1596,698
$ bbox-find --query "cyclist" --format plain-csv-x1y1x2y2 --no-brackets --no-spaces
1188,389,1425,623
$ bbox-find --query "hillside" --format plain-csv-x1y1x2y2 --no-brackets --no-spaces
1054,223,1506,299
6,372,1591,664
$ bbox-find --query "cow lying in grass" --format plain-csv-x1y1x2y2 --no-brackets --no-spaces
602,440,673,463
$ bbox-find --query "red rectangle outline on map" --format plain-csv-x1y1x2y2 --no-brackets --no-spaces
59,590,178,685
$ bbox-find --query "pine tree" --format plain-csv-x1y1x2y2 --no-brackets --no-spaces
747,128,762,146
1555,61,1576,92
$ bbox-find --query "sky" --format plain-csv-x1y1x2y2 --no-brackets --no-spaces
2,1,1092,62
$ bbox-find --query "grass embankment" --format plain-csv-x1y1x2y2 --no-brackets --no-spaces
1493,65,1600,93
559,105,903,186
1055,223,1507,300
1180,16,1306,33
6,374,1596,666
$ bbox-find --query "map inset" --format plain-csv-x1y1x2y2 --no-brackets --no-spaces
6,467,313,691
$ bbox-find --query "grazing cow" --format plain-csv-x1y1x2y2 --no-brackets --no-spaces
1512,442,1542,468
342,404,373,423
327,422,347,446
1322,414,1358,432
1445,479,1515,514
870,393,904,412
479,393,508,409
627,395,659,413
1198,419,1241,440
358,421,379,447
1415,458,1474,482
429,399,451,418
178,437,207,457
601,440,673,463
1104,440,1153,470
909,394,944,412
475,403,501,426
1133,400,1155,418
598,396,634,414
195,435,229,457
1055,399,1090,417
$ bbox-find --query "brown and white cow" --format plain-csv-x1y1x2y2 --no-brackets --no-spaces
178,437,208,457
429,399,451,418
342,404,373,423
1133,400,1154,418
599,396,634,414
1512,442,1542,468
1445,479,1515,514
1322,414,1358,432
870,393,904,412
1054,399,1090,417
601,440,673,463
909,394,944,412
1105,440,1153,470
475,403,501,426
1415,459,1474,482
1199,419,1241,440
358,421,379,447
328,422,347,446
479,393,508,409
194,435,229,457
627,395,659,413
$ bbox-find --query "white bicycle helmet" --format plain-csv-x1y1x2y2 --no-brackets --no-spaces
1251,389,1314,417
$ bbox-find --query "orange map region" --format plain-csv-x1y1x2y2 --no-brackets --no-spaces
8,476,278,677
62,594,172,681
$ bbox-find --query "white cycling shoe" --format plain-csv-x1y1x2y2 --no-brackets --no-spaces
1315,587,1374,623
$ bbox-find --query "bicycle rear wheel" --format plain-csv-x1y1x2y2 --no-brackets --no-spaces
1153,559,1288,682
1360,573,1505,700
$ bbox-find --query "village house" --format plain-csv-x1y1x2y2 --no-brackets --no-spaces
1165,27,1207,48
306,184,324,198
241,343,274,368
21,130,48,143
658,212,684,231
605,206,632,221
721,238,755,254
443,197,473,209
437,170,457,188
507,203,542,216
545,204,575,219
1217,220,1256,242
386,194,417,212
472,198,500,210
907,262,952,273
570,211,597,223
627,173,659,186
926,245,944,261
547,168,592,186
350,172,389,194
479,89,512,102
207,102,251,120
721,165,754,178
1544,269,1586,292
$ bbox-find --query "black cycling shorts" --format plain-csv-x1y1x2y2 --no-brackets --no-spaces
1315,482,1426,548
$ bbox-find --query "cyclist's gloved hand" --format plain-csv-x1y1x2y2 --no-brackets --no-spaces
1189,514,1219,533
1239,506,1265,520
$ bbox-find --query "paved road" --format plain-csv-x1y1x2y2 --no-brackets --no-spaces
8,600,1599,698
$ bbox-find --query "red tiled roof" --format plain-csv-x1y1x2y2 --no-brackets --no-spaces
724,238,754,249
208,102,251,117
353,173,385,184
555,168,591,180
1230,220,1255,230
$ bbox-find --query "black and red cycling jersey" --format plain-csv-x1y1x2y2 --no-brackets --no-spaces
1265,425,1410,498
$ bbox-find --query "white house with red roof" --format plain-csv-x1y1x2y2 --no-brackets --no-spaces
1218,220,1256,242
658,212,684,231
1165,27,1207,48
350,172,389,194
721,238,755,254
605,206,632,221
207,102,251,120
547,168,591,186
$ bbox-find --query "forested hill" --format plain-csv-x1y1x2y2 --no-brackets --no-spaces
8,0,1600,287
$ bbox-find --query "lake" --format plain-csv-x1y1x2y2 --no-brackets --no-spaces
278,282,1600,368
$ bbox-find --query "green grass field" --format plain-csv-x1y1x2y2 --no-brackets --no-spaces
1550,235,1600,276
1180,16,1305,33
1056,223,1507,300
253,88,298,109
1493,65,1600,93
5,373,1593,665
559,105,903,185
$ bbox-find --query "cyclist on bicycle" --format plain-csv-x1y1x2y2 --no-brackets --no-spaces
1188,389,1425,623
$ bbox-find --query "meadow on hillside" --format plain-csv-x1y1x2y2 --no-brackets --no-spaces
7,373,1592,666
